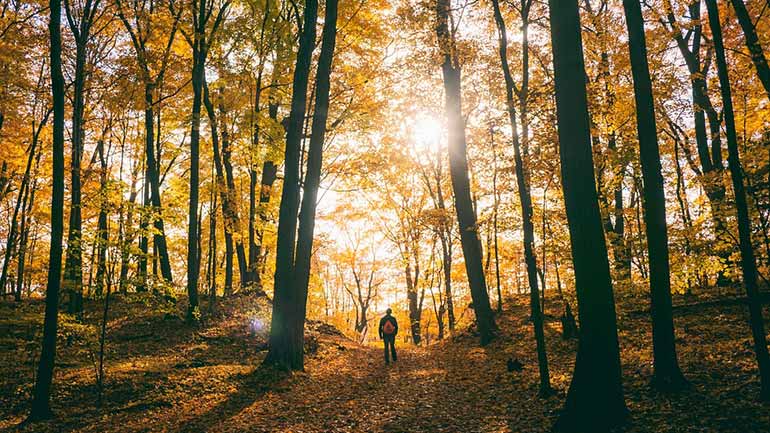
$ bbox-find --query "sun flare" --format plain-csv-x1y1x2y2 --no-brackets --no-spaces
410,113,443,151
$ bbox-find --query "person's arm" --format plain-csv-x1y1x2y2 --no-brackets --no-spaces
378,318,384,339
393,318,398,335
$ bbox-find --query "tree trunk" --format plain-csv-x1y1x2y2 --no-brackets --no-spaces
548,0,628,428
406,261,422,344
706,0,770,400
219,100,250,290
286,0,338,369
63,41,87,314
143,83,173,286
435,150,455,331
16,153,40,301
492,134,502,313
203,81,248,295
95,140,109,298
490,0,551,394
187,39,205,321
623,0,687,391
0,121,40,294
28,0,66,418
730,0,770,99
436,0,497,345
264,0,319,370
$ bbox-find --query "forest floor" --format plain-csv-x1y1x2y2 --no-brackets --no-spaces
1,290,770,432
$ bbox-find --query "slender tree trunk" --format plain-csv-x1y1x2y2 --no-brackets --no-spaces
435,151,455,331
0,127,39,294
143,83,173,286
491,0,550,394
548,0,627,428
730,0,770,99
95,140,109,298
63,11,96,312
706,0,770,400
203,81,248,295
623,0,687,391
436,0,497,345
28,0,66,417
492,134,502,313
16,153,40,301
264,0,318,370
208,170,218,314
187,44,204,320
219,101,250,290
406,260,422,344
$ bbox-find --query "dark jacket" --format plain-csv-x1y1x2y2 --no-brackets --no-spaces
378,314,398,339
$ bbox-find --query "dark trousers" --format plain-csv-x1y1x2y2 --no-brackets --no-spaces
383,335,397,363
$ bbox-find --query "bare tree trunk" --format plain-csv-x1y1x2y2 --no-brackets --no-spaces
95,139,110,298
264,0,319,370
490,0,551,394
287,0,339,369
28,0,66,417
706,0,770,400
548,0,627,428
436,0,497,345
623,0,687,391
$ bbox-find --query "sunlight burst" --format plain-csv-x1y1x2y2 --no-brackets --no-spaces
410,113,443,152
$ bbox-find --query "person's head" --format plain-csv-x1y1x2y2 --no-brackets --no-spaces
386,308,392,315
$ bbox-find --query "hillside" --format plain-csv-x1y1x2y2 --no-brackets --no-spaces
2,293,770,432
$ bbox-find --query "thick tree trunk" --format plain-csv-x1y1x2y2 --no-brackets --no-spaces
623,0,686,392
490,0,551,395
436,0,497,345
264,0,319,370
28,0,66,418
706,0,770,400
548,0,627,429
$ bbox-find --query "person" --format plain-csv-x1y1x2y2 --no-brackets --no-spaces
378,308,398,364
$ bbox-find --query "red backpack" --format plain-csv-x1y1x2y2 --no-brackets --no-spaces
383,318,396,335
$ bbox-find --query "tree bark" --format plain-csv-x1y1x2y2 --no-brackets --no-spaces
264,0,319,370
730,0,770,99
203,81,248,295
490,0,551,394
623,0,686,392
95,139,109,297
28,0,66,417
436,0,497,345
187,36,205,321
287,0,338,369
706,0,770,400
548,0,627,428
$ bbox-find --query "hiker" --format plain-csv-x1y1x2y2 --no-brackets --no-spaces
379,308,398,364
